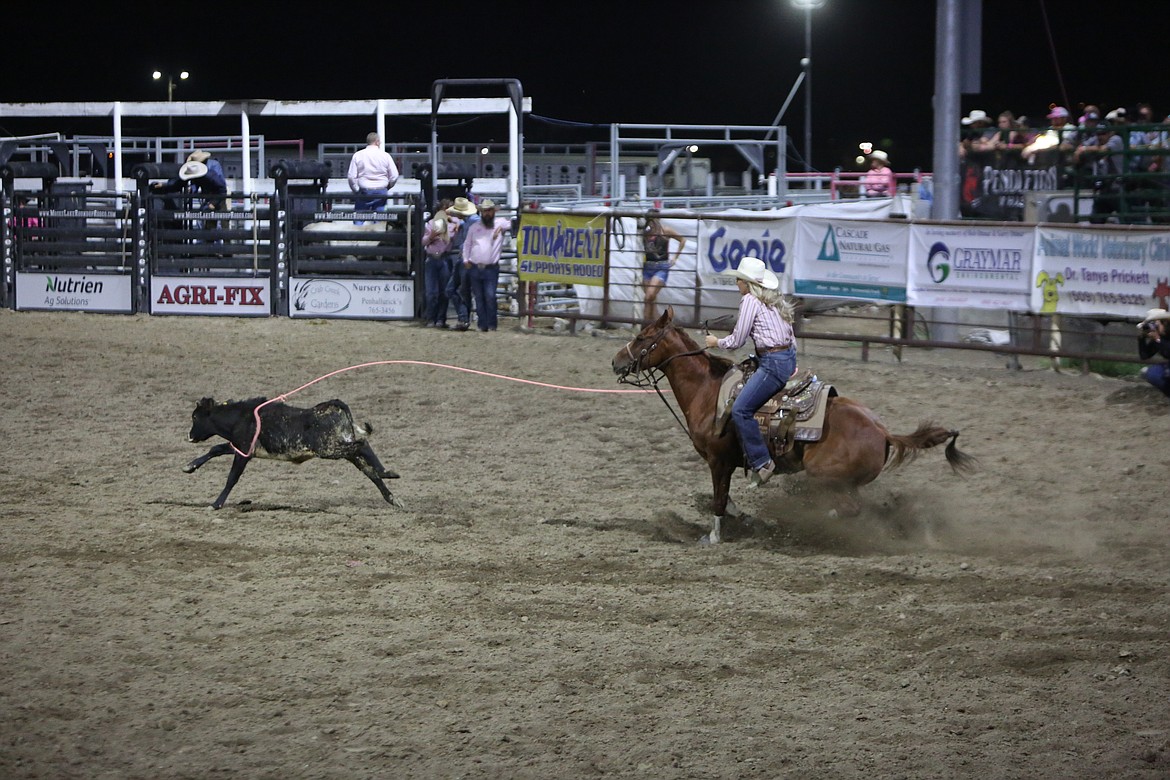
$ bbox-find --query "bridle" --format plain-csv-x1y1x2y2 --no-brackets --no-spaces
616,325,707,438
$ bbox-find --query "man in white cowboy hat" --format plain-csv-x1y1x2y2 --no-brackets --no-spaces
444,196,478,330
1137,308,1170,398
704,256,797,486
151,148,228,230
462,198,510,332
347,132,400,224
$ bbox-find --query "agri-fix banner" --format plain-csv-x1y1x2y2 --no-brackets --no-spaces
151,276,272,316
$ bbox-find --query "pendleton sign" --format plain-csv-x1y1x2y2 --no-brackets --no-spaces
516,213,607,286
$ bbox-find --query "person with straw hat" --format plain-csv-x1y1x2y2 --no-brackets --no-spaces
704,256,797,487
1137,308,1170,397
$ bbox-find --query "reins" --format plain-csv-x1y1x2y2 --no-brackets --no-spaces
616,327,707,441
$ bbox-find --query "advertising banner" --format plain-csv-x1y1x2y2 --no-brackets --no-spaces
517,212,607,286
697,217,795,294
908,223,1034,310
16,272,133,313
1030,227,1170,317
289,277,414,319
151,276,272,316
793,218,908,302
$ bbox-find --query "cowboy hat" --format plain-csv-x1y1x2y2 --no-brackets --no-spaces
961,109,990,126
1138,308,1170,327
178,160,208,181
479,198,497,209
870,150,889,163
729,256,779,290
446,196,477,217
187,150,211,163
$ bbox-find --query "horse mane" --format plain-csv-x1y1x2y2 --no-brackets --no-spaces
669,323,734,380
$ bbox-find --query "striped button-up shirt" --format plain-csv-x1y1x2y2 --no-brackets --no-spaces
717,294,793,351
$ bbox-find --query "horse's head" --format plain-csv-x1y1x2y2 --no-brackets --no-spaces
612,306,690,381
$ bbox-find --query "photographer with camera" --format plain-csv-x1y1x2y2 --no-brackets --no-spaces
1137,308,1170,397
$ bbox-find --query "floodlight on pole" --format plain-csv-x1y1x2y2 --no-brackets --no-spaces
790,0,824,173
152,70,189,135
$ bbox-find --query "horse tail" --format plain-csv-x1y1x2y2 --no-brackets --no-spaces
884,422,978,475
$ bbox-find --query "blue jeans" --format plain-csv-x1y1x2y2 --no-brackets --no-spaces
423,253,451,324
468,264,500,330
731,348,797,470
354,187,388,222
1141,363,1170,397
446,258,471,324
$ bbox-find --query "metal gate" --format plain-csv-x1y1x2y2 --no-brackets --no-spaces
2,165,137,313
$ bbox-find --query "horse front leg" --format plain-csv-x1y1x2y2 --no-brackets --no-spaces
704,461,737,544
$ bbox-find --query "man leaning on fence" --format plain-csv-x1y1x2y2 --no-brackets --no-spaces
347,132,400,224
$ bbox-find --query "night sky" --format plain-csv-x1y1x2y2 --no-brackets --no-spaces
2,1,1165,174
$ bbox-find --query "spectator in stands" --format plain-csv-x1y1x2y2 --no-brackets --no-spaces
1021,106,1077,178
421,199,454,328
862,150,896,198
463,198,510,332
444,196,477,331
960,109,996,157
972,110,1023,153
1129,103,1161,173
1126,104,1169,218
346,132,400,224
152,149,228,232
640,211,686,322
1075,122,1125,223
1137,308,1170,398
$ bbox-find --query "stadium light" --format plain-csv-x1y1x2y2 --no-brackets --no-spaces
152,70,190,135
791,0,825,173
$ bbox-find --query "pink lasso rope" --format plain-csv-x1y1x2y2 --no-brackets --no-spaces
232,359,662,458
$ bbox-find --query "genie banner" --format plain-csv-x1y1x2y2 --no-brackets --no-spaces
697,217,794,295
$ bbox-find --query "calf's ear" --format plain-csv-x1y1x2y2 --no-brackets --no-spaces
196,397,215,411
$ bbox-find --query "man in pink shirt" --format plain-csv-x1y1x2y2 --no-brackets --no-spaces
462,198,510,331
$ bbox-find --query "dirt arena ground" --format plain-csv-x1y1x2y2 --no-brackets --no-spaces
1,307,1168,779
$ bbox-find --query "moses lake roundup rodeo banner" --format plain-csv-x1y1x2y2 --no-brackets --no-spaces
517,213,606,286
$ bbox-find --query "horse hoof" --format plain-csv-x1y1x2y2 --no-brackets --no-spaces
827,508,839,520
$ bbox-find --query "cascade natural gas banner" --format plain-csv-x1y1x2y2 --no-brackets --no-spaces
793,218,908,303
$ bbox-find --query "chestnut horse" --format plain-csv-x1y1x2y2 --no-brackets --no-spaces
611,308,976,543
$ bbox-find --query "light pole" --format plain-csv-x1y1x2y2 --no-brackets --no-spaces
152,70,189,136
791,0,824,173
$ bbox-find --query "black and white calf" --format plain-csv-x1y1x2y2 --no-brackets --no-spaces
184,397,403,509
